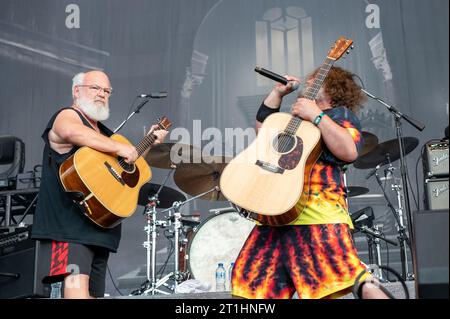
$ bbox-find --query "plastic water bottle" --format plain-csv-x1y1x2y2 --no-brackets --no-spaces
50,282,62,299
215,263,226,292
228,262,234,291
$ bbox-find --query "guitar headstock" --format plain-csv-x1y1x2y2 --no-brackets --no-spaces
327,37,354,61
157,116,172,130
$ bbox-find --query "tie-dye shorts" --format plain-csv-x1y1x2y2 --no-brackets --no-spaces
231,223,368,299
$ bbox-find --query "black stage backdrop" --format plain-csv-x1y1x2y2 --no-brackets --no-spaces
0,0,448,296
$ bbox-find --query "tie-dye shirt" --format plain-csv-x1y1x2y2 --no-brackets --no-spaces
288,106,364,228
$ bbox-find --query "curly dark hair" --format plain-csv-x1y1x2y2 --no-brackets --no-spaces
309,66,366,112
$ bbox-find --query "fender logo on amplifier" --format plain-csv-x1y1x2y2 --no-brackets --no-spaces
424,140,449,178
425,178,449,210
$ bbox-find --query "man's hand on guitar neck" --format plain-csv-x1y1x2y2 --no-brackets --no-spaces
146,124,168,147
290,98,322,122
140,124,169,159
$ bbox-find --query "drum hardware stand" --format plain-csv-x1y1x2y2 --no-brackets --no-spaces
158,186,221,292
372,160,412,281
342,165,349,206
363,224,384,281
133,168,175,296
390,166,415,280
361,88,424,283
358,224,397,282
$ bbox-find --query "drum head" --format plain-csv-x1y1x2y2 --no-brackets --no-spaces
186,209,254,291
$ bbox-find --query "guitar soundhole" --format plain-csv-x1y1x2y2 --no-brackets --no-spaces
118,157,135,173
273,133,296,154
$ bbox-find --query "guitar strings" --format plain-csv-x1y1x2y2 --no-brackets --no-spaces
277,60,333,154
117,135,157,169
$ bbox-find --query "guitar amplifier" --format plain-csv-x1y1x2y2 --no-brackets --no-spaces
424,177,449,210
423,139,449,178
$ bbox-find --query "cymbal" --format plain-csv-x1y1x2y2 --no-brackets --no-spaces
144,143,201,169
359,131,379,157
345,186,369,197
138,183,187,208
354,137,419,169
173,156,232,201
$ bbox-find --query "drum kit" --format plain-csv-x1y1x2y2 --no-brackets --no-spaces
130,143,249,295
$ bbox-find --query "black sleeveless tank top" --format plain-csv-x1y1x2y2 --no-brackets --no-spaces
31,108,121,252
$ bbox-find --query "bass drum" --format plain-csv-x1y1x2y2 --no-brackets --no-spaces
186,208,255,291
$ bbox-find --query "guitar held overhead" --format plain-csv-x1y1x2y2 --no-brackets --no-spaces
219,37,354,226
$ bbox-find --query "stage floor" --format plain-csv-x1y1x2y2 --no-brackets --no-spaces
102,281,416,299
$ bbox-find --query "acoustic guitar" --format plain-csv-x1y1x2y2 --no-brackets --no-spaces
59,117,172,228
220,37,354,226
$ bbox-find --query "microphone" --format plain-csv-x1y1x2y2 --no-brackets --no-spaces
365,164,381,180
138,92,168,98
358,226,398,246
254,67,299,90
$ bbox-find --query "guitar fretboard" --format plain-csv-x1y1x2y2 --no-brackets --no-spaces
285,57,335,135
136,134,157,157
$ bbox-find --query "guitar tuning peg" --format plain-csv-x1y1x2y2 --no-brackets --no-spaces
351,45,354,49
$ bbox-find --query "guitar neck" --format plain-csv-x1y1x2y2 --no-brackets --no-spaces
285,57,335,134
135,134,157,157
303,57,335,100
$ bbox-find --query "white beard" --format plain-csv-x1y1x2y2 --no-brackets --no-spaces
76,96,110,121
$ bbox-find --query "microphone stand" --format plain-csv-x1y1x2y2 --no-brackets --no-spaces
114,98,151,133
361,88,425,282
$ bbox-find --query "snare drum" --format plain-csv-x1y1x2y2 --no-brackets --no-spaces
185,208,255,291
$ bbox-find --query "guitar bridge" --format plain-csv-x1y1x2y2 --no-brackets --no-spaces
255,160,284,174
104,161,125,185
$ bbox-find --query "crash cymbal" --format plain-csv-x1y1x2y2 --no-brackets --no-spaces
138,183,187,208
354,137,419,169
144,143,201,169
345,186,369,197
173,156,232,201
360,131,379,157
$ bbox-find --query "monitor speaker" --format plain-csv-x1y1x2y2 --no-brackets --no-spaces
412,209,449,299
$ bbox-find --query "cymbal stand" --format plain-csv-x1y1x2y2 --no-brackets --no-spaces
390,165,414,280
133,168,174,296
159,186,220,291
372,160,410,280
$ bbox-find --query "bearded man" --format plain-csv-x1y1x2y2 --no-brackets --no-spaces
32,70,167,298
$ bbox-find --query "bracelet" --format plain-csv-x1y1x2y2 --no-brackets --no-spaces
313,112,326,126
256,102,280,122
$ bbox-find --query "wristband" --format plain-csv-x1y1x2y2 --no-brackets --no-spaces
256,102,280,122
313,112,326,126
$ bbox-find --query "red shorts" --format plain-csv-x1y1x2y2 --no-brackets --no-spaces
231,223,367,299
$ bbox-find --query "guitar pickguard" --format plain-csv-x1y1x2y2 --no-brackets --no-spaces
121,167,140,188
278,136,303,170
